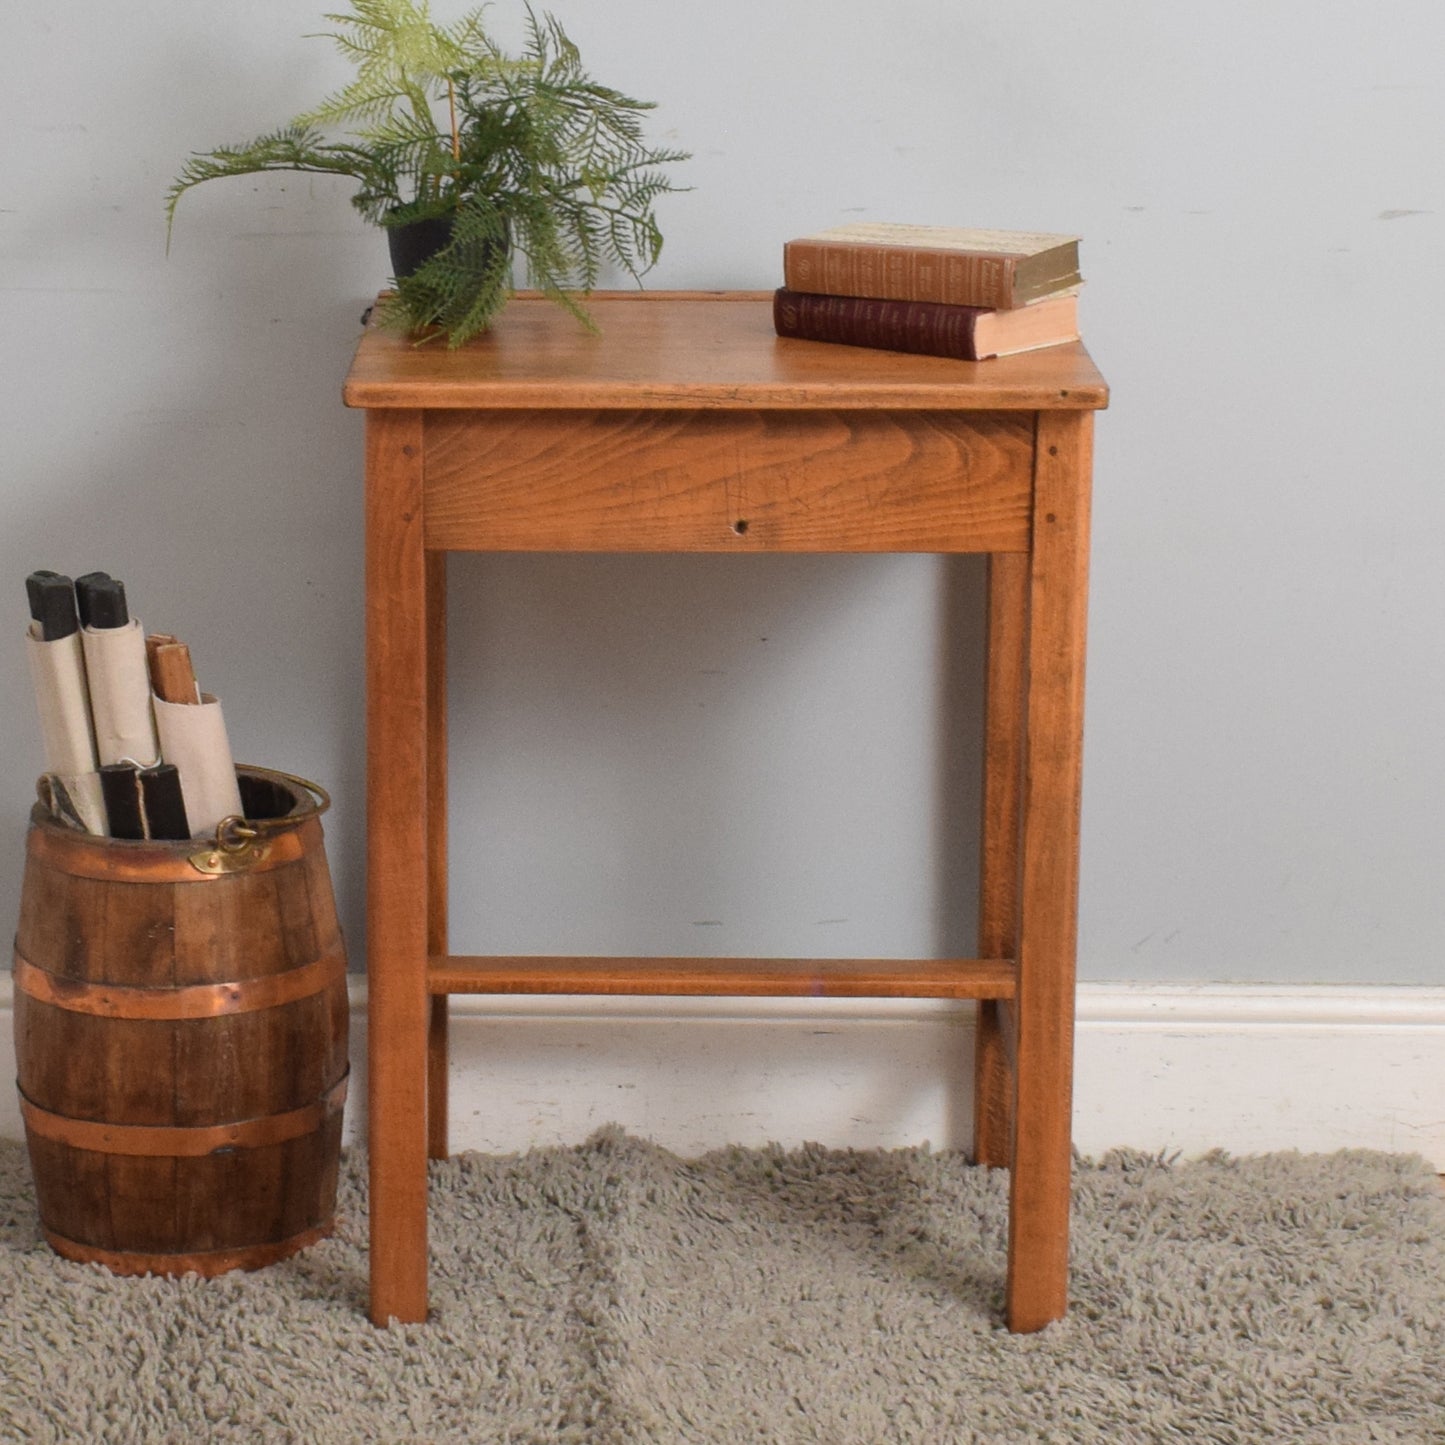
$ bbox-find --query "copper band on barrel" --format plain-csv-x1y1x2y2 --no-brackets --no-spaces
40,1219,335,1278
11,950,347,1020
25,814,320,884
18,1073,349,1157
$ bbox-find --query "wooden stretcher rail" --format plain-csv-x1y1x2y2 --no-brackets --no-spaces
428,954,1017,1000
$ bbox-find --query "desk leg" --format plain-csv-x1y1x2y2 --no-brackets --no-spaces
426,551,449,1161
365,409,431,1325
975,553,1027,1168
1007,411,1092,1334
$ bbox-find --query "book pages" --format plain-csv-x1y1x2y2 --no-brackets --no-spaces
81,617,161,767
794,223,1080,254
153,694,243,837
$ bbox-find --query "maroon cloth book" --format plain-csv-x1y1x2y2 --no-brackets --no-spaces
772,287,1079,362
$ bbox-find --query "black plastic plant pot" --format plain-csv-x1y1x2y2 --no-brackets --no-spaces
386,216,456,280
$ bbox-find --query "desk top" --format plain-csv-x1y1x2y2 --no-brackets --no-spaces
343,291,1109,413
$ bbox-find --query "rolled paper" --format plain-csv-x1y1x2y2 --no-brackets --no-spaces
81,617,161,767
152,693,243,837
25,625,107,834
25,624,95,774
41,772,108,835
35,776,66,825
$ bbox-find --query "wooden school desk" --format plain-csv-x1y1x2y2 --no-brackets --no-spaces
344,291,1108,1333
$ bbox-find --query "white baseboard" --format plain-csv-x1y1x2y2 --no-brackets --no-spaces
4,980,1443,1167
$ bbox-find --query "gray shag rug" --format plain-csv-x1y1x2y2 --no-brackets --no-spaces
0,1132,1442,1443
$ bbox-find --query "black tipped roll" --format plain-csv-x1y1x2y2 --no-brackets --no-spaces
100,763,146,840
140,764,190,841
76,573,129,630
25,572,79,641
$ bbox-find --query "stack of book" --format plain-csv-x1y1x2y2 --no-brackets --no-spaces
773,223,1083,362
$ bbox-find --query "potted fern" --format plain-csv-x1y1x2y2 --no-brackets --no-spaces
167,1,687,345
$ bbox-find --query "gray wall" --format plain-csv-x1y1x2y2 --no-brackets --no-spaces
4,2,1442,985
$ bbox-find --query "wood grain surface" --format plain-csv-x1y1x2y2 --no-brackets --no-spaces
426,549,450,1161
429,955,1016,1000
363,408,432,1323
974,551,1029,1169
423,408,1034,553
344,293,1109,412
1007,410,1094,1333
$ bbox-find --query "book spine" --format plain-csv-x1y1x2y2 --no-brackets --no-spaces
783,241,1017,308
773,289,986,361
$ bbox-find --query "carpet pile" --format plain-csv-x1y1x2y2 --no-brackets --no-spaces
0,1131,1441,1442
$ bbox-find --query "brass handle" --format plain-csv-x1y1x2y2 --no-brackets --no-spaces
195,768,332,874
232,765,331,827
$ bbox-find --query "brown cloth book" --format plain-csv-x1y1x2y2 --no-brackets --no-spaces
773,288,1080,362
783,224,1081,310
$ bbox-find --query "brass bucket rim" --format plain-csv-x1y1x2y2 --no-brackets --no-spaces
28,765,331,877
31,763,325,832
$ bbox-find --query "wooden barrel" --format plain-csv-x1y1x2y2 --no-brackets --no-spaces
12,767,348,1277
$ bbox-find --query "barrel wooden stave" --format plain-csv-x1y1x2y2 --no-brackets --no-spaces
23,1122,343,1258
17,991,347,1125
15,818,337,988
12,772,348,1275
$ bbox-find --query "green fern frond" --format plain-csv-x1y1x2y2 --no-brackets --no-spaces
303,0,467,136
165,125,379,244
168,0,687,340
